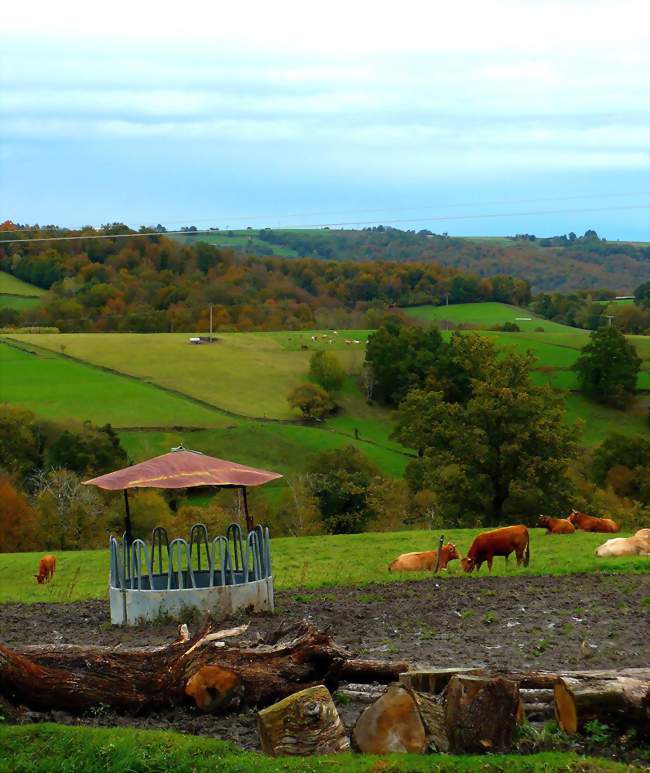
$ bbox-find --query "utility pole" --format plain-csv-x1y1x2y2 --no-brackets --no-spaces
209,303,213,340
605,315,614,327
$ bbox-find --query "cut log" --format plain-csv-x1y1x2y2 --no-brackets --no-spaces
444,674,520,753
399,668,483,695
411,690,449,752
352,684,427,754
336,684,386,704
340,658,410,684
0,620,415,715
554,676,650,735
257,685,349,757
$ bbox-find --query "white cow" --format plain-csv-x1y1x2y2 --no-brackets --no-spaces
595,528,650,557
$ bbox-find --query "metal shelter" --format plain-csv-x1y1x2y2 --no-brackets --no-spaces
84,447,283,540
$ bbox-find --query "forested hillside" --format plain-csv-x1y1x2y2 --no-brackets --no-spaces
0,224,530,332
178,226,650,293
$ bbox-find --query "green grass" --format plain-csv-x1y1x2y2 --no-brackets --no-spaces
564,394,649,446
403,302,575,334
0,295,43,311
2,529,648,605
0,725,633,773
0,342,229,428
0,271,46,297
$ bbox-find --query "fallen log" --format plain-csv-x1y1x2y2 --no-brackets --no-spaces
0,620,407,715
555,675,650,735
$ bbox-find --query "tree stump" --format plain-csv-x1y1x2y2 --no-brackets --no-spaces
554,676,650,735
399,668,483,695
352,683,427,754
257,685,349,757
411,689,449,752
444,674,520,753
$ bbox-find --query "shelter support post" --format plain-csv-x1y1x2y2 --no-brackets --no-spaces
242,486,253,533
123,489,133,545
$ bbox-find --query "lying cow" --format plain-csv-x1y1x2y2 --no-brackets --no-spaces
568,509,619,533
595,528,650,558
35,554,56,584
388,543,460,572
538,515,575,535
461,525,530,573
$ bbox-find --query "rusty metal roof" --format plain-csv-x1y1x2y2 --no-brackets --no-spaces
83,448,283,491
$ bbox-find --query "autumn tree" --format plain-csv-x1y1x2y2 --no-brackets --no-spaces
287,383,333,420
0,476,41,552
573,326,641,408
394,352,578,526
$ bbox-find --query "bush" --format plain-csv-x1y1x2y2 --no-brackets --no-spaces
287,383,334,420
309,350,345,394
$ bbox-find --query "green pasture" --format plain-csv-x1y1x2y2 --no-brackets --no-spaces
404,302,575,334
175,231,301,258
2,528,648,605
0,726,633,773
0,295,43,311
6,331,371,420
0,271,46,297
0,342,228,428
565,394,650,446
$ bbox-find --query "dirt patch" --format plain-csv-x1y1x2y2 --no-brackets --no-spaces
1,573,649,751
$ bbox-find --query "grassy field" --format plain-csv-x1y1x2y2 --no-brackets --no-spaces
2,528,648,605
0,271,46,297
6,331,371,420
404,302,574,334
0,725,633,773
0,342,229,428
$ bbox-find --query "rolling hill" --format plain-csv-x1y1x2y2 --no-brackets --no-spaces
0,270,47,312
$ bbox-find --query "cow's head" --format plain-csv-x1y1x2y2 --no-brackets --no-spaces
34,574,46,584
444,543,460,562
537,515,550,527
461,556,475,573
567,509,580,524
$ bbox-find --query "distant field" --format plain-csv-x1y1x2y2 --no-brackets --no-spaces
0,271,46,297
0,341,229,428
175,231,301,258
0,295,43,311
404,302,579,334
1,528,647,605
7,330,371,420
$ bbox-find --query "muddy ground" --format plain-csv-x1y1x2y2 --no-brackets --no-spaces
1,573,649,751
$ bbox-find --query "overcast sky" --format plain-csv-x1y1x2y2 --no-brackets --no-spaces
1,0,649,238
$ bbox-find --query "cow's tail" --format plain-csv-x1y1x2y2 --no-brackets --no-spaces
524,531,530,567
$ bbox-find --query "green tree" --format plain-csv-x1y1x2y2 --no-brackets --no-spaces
393,353,578,526
287,383,333,420
44,421,127,476
306,446,382,533
0,406,41,480
309,350,345,393
573,326,641,408
634,280,650,310
592,434,650,506
365,323,444,405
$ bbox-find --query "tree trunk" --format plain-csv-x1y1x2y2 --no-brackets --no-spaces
0,621,357,714
554,675,650,735
340,658,410,684
257,685,349,756
444,674,520,753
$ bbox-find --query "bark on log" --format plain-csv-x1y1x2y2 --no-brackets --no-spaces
340,658,410,684
444,675,520,753
411,690,449,752
0,621,412,715
399,668,482,695
554,676,650,735
257,685,349,757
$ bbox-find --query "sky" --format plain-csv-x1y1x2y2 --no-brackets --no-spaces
1,0,649,239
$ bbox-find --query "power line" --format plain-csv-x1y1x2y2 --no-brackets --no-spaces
0,204,648,244
1,191,649,237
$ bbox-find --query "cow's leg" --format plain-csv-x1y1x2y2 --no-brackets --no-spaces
487,555,493,572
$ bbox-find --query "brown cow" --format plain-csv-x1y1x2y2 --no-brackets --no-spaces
538,515,575,535
35,554,56,584
388,543,460,572
461,525,530,573
567,509,619,533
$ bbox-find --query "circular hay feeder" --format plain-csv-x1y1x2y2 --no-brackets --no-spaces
109,522,273,625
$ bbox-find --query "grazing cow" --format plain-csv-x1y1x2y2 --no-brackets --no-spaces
34,554,56,584
567,509,620,533
388,543,460,572
595,528,650,558
538,515,575,535
461,525,530,573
